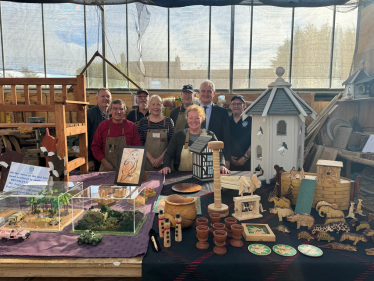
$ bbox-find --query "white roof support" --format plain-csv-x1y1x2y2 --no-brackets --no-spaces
262,87,277,117
241,88,271,119
284,88,307,121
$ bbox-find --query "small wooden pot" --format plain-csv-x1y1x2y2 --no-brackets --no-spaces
196,217,209,227
164,194,197,228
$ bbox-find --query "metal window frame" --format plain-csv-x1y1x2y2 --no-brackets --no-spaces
100,5,107,87
289,7,295,83
229,5,235,93
208,6,211,80
168,8,170,84
248,1,254,88
41,3,47,78
329,5,337,89
84,5,88,85
0,2,5,78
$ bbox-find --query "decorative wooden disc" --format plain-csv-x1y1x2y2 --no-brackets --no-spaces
248,244,271,256
298,245,323,257
273,244,297,257
172,183,202,193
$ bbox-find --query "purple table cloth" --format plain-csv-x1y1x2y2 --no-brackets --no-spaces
0,171,164,258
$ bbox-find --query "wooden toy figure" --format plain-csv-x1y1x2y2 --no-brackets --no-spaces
40,128,58,166
356,199,364,216
158,209,165,238
175,213,182,242
232,174,263,221
164,217,171,248
290,167,297,180
346,202,356,219
207,141,229,217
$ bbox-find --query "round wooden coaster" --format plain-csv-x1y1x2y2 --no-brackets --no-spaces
298,245,323,257
248,244,271,256
272,244,297,257
172,183,202,193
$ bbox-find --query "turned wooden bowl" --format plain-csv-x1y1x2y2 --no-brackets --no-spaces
164,194,197,228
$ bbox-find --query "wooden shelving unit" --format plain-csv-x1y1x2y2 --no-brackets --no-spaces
0,75,89,181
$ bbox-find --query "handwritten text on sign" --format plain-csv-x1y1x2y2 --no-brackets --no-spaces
4,162,50,191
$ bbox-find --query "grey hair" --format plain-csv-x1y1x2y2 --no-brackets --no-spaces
97,88,111,97
200,80,216,92
109,99,126,110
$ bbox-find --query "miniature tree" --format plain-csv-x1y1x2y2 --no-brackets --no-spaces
100,204,110,214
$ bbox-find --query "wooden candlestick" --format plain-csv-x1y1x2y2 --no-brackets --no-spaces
164,217,171,248
158,209,165,238
175,213,182,242
207,141,229,217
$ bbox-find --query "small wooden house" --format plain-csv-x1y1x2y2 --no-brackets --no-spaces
242,67,317,184
342,60,374,99
189,136,214,181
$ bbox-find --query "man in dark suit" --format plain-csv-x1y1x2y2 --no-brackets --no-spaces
199,80,231,168
87,88,112,171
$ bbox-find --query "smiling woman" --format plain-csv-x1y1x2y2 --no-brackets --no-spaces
137,95,175,171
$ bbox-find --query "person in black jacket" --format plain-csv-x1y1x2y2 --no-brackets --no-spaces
87,88,112,171
199,80,231,169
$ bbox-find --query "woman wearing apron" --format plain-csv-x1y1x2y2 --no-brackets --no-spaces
160,105,230,175
137,95,175,171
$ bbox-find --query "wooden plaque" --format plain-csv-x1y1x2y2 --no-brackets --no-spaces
172,183,202,193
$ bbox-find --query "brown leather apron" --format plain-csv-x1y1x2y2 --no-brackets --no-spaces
175,105,187,131
144,117,168,171
99,120,127,172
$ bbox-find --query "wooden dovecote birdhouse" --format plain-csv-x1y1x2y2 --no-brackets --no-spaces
189,136,214,181
242,67,317,184
342,60,374,99
316,160,342,187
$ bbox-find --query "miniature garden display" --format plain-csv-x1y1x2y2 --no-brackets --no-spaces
73,204,146,235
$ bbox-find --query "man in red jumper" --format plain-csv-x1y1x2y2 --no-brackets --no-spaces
91,99,142,171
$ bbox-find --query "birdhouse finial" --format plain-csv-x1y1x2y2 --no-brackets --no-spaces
275,67,285,83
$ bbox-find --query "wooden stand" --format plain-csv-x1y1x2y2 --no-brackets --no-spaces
232,195,263,221
0,76,89,181
207,141,229,217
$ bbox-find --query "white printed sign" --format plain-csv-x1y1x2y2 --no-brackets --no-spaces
4,162,50,192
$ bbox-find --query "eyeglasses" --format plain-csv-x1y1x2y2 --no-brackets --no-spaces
231,103,244,107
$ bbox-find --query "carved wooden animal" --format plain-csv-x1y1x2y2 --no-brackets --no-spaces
366,213,374,222
311,224,333,235
268,195,291,208
283,185,293,201
272,225,291,233
356,221,370,231
330,222,350,234
345,202,356,219
317,231,335,242
356,199,364,216
315,200,339,212
318,205,345,220
298,231,314,241
320,243,357,251
299,168,305,179
340,232,367,245
287,214,315,230
349,218,360,227
365,248,374,255
324,216,345,225
269,207,294,221
363,229,374,237
41,128,58,166
290,167,297,180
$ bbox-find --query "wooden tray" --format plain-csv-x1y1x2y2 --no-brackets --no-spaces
171,183,202,193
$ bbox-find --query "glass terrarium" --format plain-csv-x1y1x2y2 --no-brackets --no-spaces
0,181,83,231
71,185,146,235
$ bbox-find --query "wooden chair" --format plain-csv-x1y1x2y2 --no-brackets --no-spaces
0,75,89,181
